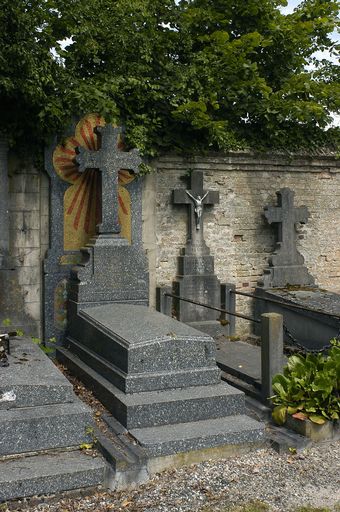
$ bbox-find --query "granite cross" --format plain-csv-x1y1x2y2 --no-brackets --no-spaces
76,124,142,235
264,188,309,265
173,170,219,245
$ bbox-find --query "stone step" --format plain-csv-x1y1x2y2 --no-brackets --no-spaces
130,414,265,458
0,338,74,409
0,450,106,502
57,347,246,429
0,402,94,456
67,336,220,394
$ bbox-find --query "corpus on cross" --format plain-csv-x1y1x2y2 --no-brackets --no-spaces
185,191,209,231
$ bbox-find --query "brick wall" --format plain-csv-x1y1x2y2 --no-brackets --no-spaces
143,152,340,332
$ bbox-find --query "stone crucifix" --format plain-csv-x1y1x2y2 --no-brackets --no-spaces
173,170,219,249
76,124,142,235
264,188,309,267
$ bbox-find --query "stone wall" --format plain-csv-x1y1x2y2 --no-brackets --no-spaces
0,154,49,336
1,149,339,337
143,152,340,332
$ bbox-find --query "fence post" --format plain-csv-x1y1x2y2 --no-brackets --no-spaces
156,286,173,317
221,283,236,335
261,312,284,404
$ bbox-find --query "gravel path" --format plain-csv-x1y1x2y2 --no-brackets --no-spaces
8,441,340,512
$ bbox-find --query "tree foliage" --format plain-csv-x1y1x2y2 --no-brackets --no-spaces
0,0,339,155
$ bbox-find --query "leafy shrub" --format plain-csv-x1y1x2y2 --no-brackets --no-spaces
271,339,340,425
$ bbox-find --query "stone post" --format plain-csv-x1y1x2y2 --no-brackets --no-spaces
261,312,284,403
156,286,173,317
221,283,236,335
0,136,9,267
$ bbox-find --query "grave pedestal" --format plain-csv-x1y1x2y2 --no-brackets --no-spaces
58,304,264,459
256,187,339,350
158,170,233,338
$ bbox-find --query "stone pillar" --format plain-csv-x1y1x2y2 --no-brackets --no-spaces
0,137,9,267
156,286,173,317
261,312,284,403
221,283,236,335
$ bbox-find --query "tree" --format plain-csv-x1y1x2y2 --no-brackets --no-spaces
0,0,339,155
171,0,340,151
0,0,77,152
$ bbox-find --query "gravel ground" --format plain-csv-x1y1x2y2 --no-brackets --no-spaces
7,441,340,512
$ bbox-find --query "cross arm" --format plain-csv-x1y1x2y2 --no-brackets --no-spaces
76,146,103,173
264,206,282,224
294,206,309,224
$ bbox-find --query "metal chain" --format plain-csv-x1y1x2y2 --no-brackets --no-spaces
283,323,337,355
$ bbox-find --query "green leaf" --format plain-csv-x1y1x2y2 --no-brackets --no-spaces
272,405,287,425
309,415,326,425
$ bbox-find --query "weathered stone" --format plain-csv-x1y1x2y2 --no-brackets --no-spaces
0,337,74,409
130,415,265,457
258,188,315,288
0,451,105,502
158,170,233,336
66,304,220,393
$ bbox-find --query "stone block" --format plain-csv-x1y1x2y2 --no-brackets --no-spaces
69,305,218,382
0,401,94,455
286,416,337,441
17,266,41,285
56,349,245,430
9,192,40,212
0,338,74,409
130,414,265,457
67,338,221,393
0,451,106,502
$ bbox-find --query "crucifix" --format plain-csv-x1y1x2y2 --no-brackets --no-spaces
76,124,142,235
264,188,309,267
173,170,219,251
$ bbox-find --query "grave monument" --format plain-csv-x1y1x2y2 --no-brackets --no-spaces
57,123,264,474
157,170,235,337
256,187,340,349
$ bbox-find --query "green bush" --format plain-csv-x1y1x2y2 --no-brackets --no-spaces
271,339,340,426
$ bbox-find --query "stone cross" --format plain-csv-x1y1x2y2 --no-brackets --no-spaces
173,170,219,247
264,188,309,266
76,125,142,235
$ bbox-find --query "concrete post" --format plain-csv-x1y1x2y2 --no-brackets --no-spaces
0,137,9,267
261,312,284,403
156,286,173,317
221,283,236,335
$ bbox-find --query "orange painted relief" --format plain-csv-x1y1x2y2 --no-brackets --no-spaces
53,114,134,251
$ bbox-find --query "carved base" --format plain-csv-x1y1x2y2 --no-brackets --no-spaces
258,265,315,289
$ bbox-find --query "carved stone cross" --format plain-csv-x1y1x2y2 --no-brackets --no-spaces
76,125,142,235
264,188,309,267
173,170,219,250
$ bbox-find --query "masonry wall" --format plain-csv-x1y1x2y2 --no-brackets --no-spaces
0,154,49,336
143,153,340,332
1,150,339,337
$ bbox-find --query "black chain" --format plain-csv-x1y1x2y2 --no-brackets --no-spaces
283,323,338,355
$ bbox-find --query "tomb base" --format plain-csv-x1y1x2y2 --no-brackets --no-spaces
254,287,340,349
258,265,315,289
58,304,264,469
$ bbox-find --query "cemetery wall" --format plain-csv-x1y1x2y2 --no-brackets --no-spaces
1,150,339,337
1,155,49,336
143,152,340,332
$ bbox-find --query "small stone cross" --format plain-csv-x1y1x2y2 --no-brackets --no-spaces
173,170,219,246
264,188,309,266
76,125,142,235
